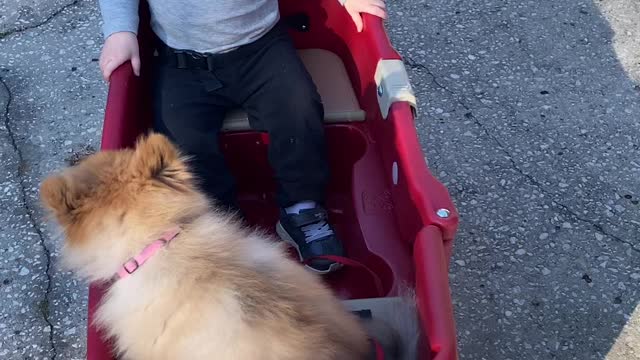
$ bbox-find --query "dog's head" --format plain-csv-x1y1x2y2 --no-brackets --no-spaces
40,133,207,281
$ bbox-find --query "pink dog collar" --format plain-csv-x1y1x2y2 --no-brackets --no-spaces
116,227,181,280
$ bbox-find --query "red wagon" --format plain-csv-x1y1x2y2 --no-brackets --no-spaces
89,0,459,358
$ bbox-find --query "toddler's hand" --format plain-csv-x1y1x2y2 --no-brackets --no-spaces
99,32,141,82
343,0,387,32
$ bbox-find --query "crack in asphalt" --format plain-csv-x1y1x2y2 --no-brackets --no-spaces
0,76,58,359
404,56,640,254
0,0,80,40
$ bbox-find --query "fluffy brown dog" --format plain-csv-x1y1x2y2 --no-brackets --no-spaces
40,133,372,360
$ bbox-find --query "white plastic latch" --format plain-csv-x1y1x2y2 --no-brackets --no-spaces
374,59,417,119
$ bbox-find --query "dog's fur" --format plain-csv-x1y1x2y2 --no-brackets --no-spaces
40,133,374,360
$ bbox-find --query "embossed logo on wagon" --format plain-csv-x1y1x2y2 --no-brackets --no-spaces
361,190,394,214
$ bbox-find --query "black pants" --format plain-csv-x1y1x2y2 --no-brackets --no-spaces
150,23,330,209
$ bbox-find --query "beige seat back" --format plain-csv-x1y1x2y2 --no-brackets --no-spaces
221,49,366,132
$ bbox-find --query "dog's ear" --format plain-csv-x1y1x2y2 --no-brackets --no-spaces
131,133,192,190
40,167,97,224
40,175,74,221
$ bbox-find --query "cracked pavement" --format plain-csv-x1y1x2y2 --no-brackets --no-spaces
1,76,57,358
0,0,638,359
1,0,105,358
388,0,640,359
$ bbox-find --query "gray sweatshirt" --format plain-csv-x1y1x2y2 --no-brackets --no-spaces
98,0,282,54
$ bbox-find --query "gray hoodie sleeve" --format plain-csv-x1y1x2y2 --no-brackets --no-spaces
98,0,140,38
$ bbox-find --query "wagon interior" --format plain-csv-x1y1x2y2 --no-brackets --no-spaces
92,0,460,358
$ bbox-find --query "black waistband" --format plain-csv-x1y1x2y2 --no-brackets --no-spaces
153,22,287,71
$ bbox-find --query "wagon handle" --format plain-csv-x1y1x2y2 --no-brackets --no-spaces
414,226,458,360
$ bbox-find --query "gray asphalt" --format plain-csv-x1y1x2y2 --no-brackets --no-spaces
0,0,638,359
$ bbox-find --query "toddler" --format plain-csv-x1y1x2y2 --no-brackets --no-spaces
98,0,386,273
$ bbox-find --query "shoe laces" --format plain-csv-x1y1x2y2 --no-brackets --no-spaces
301,220,334,243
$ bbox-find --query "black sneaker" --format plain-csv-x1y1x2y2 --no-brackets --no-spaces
276,206,344,274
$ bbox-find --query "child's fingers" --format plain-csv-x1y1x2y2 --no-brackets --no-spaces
370,0,386,9
349,11,364,32
131,55,141,77
101,58,114,82
103,57,124,82
99,55,110,78
365,4,387,19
